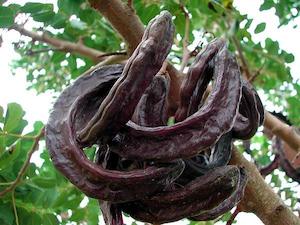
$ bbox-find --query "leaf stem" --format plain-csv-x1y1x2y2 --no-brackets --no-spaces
12,190,19,225
0,131,38,139
0,127,45,197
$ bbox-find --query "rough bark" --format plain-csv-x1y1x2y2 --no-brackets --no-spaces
264,111,300,153
88,0,144,54
230,149,300,225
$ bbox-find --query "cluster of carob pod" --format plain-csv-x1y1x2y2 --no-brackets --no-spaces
46,11,264,224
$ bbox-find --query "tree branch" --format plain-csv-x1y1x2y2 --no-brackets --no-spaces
230,149,300,225
88,0,144,55
97,51,127,59
264,111,300,153
179,3,191,72
259,154,280,177
0,127,44,197
12,24,104,62
232,36,251,80
226,207,240,225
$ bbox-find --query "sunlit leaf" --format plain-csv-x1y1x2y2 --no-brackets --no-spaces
0,6,14,28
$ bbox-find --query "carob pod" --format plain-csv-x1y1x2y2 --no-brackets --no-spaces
232,80,264,140
131,74,170,127
46,64,184,202
77,11,174,145
45,9,268,225
175,38,226,122
275,136,300,183
110,45,242,161
121,167,245,224
190,168,247,221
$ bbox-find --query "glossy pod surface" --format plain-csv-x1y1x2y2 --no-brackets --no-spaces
46,10,264,225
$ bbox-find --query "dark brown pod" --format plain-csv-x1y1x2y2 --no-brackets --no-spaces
232,80,264,139
46,64,184,202
77,11,175,145
131,74,170,127
121,166,245,224
110,47,242,161
191,167,247,221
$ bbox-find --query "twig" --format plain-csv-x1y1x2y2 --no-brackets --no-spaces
12,190,19,225
0,127,45,197
232,36,251,80
226,207,240,225
179,2,191,72
158,61,168,75
0,131,41,139
189,38,203,57
11,24,104,62
127,0,133,10
98,54,128,66
259,154,280,177
97,51,127,59
26,47,62,56
264,112,300,153
249,63,265,83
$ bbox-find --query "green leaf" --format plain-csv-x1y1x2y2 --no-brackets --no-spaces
48,13,67,29
259,0,274,11
0,6,14,28
283,52,295,63
57,0,85,16
0,140,21,171
254,22,266,33
0,106,4,123
43,214,59,225
21,3,55,22
51,52,66,63
0,202,14,225
3,103,27,135
86,199,100,225
265,38,279,55
78,8,101,25
31,177,57,189
7,4,21,15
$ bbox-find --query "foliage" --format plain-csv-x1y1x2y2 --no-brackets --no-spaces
0,0,299,224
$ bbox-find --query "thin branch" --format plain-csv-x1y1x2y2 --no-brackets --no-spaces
179,2,191,72
260,154,280,177
11,24,104,62
0,127,44,197
127,0,133,10
249,63,265,83
98,54,128,66
0,131,41,140
232,36,251,80
97,51,127,59
226,207,240,225
264,111,300,153
26,47,62,56
12,191,19,225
